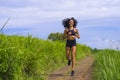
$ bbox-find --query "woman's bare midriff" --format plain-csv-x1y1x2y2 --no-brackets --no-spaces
67,36,75,40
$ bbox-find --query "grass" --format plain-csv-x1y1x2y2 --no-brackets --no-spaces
0,34,91,80
93,49,120,80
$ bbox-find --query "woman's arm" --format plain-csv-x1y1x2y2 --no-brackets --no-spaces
75,28,80,39
62,29,68,39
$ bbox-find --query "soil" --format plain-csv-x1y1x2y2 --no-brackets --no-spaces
48,56,94,80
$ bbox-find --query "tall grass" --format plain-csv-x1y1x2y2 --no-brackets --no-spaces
93,49,120,80
0,34,91,80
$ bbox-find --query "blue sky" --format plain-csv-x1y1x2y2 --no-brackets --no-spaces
0,0,120,49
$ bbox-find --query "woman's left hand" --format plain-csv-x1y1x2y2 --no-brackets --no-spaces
71,36,76,39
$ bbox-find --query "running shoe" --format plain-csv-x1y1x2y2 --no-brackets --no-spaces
71,71,75,76
68,60,71,66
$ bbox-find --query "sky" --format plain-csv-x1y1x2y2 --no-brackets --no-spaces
0,0,120,49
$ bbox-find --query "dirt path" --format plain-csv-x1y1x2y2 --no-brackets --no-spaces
48,56,94,80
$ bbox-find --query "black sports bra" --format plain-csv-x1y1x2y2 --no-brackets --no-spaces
67,28,76,36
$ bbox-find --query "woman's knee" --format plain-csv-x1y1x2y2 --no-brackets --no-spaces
71,53,75,59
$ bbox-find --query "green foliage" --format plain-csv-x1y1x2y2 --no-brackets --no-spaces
76,44,92,60
47,32,63,41
93,49,120,80
91,48,101,54
0,34,91,80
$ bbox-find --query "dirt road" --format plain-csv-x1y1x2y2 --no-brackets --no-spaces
48,56,94,80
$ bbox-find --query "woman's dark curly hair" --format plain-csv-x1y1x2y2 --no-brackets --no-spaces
62,17,78,28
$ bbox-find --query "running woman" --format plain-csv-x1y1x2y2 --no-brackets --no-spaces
62,17,80,76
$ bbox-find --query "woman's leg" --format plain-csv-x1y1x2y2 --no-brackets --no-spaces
66,47,72,65
71,46,76,71
66,47,71,60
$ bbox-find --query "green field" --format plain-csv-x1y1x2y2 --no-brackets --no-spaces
93,49,120,80
1,34,120,80
0,34,91,80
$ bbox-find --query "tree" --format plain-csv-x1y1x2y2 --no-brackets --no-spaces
47,32,63,41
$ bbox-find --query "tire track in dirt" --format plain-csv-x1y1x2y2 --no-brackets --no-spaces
48,56,94,80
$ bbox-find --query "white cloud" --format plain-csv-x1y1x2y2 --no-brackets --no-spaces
0,0,120,28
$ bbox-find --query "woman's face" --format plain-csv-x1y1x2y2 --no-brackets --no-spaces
69,19,74,27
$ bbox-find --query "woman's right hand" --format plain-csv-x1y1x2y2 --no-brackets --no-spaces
68,32,72,35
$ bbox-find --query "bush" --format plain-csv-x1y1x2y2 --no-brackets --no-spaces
47,32,63,41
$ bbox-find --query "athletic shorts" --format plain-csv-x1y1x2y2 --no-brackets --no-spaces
66,39,76,48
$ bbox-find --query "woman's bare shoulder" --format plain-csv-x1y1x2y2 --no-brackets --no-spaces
74,28,78,32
